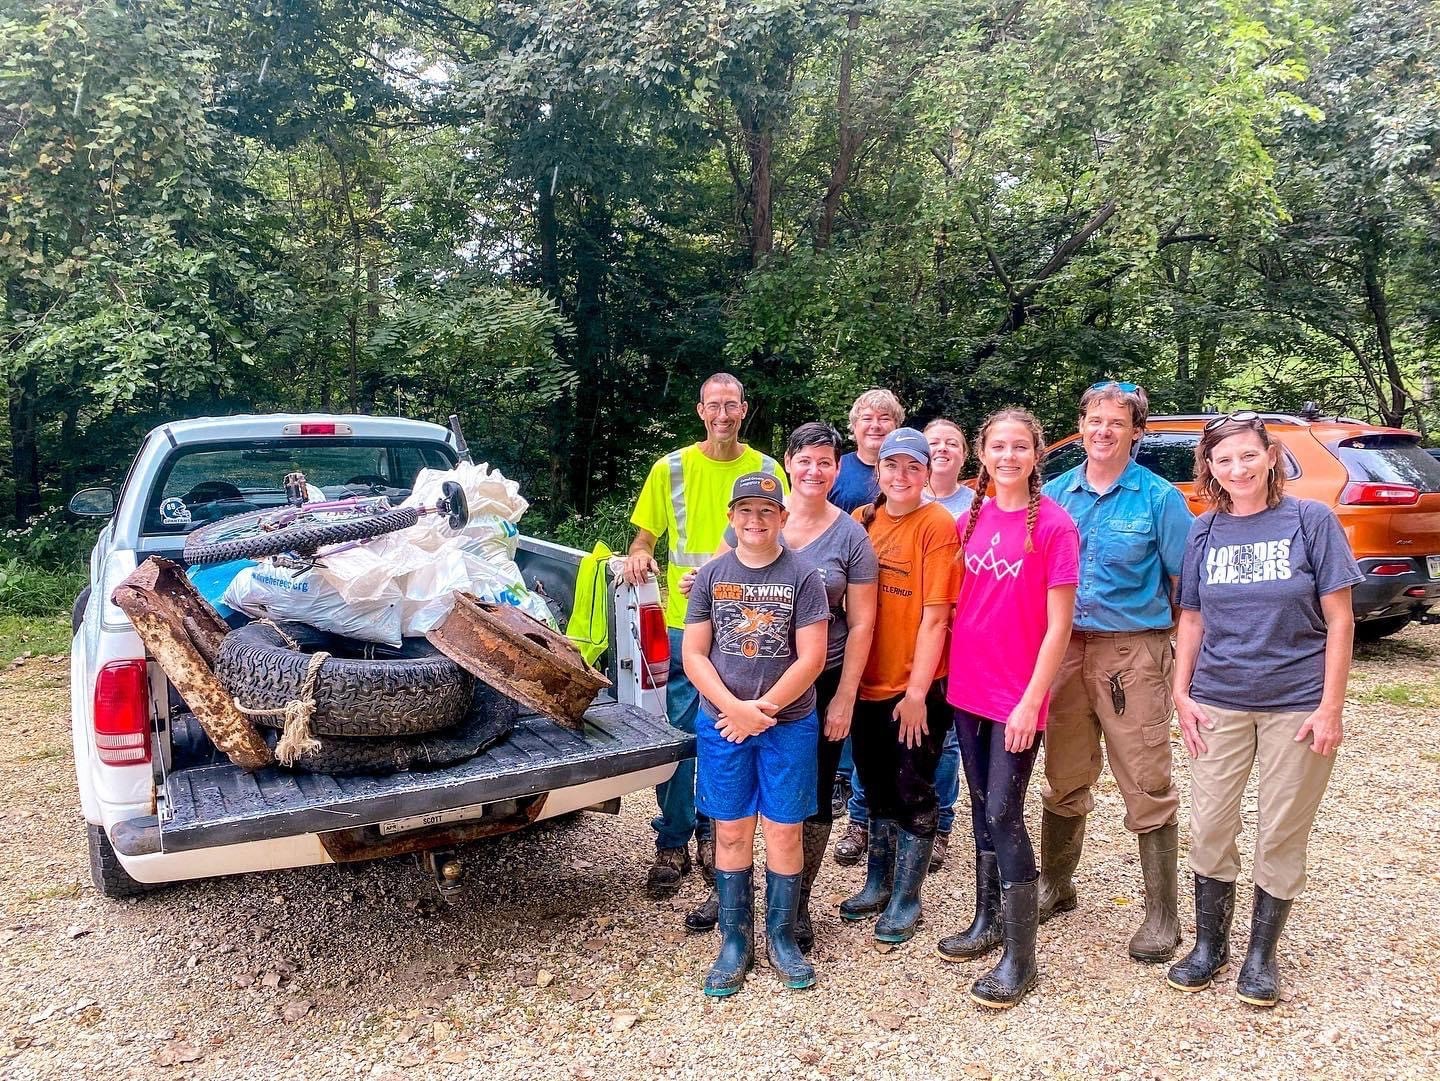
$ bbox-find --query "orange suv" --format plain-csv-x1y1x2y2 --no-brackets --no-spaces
1043,409,1440,640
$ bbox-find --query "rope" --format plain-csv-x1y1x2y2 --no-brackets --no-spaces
234,645,331,767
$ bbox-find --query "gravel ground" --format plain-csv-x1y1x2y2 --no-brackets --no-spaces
2,626,1439,1080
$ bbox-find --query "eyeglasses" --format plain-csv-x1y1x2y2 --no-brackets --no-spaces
1089,380,1140,393
1203,410,1262,432
701,401,745,417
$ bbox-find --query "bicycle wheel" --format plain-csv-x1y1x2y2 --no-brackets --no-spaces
183,504,420,565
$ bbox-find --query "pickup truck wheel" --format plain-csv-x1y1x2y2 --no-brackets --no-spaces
184,505,420,565
87,823,160,899
72,586,91,634
216,621,474,737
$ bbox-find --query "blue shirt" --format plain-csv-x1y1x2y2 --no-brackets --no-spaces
1043,459,1193,632
829,451,880,513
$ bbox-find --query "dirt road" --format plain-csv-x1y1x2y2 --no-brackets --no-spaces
2,628,1438,1079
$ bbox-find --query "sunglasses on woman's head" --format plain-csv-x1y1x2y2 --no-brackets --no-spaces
1204,410,1263,432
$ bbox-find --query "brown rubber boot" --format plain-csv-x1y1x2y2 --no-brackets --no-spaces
1128,822,1181,962
794,821,832,953
1037,810,1085,923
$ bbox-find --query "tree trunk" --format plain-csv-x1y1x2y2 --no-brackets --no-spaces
1359,224,1407,427
741,108,774,266
816,13,862,251
8,367,40,522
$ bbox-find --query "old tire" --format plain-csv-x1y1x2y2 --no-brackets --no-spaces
216,621,473,737
269,683,519,775
87,823,159,900
184,505,419,565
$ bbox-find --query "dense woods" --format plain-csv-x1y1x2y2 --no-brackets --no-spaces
2,0,1437,536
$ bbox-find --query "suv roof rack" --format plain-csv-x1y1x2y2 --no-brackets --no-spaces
1150,412,1310,425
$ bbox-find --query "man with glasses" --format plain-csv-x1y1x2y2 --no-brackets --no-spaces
624,373,788,895
1038,380,1194,962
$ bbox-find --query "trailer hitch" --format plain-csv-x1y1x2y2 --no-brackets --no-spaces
420,849,466,899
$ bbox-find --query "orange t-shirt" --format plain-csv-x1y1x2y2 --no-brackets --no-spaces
853,501,961,700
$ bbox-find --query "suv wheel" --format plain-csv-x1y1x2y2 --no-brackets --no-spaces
1355,615,1412,643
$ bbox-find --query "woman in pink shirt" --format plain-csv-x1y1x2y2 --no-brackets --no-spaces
938,408,1079,1009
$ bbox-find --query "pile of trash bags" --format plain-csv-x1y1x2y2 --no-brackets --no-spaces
187,462,556,648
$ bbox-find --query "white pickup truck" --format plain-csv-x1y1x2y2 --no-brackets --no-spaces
67,413,687,898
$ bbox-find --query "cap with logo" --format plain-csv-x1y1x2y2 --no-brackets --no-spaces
729,471,786,509
878,427,931,465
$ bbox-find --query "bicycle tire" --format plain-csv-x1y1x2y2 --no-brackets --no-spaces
184,505,420,564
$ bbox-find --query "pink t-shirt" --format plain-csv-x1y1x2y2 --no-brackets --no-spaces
947,496,1080,729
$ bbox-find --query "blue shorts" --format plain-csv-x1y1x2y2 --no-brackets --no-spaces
695,710,820,824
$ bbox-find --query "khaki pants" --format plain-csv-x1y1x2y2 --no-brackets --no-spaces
1041,629,1179,834
1186,704,1335,900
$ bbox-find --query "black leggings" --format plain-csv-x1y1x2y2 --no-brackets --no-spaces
954,708,1041,884
850,680,951,837
809,666,846,825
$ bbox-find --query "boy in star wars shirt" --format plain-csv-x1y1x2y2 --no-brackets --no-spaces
683,472,829,997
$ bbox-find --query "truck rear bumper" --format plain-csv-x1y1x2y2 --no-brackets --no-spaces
133,699,690,867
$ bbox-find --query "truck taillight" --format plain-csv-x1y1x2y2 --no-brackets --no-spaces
638,603,671,689
1341,482,1420,506
93,660,150,766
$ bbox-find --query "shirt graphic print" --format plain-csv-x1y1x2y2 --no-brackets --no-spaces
713,581,796,660
968,530,1024,581
1205,538,1292,585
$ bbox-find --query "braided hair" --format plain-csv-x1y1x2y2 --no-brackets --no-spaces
958,408,1048,561
859,489,887,528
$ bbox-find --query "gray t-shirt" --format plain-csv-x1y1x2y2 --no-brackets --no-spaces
924,486,976,518
723,514,879,670
685,547,830,723
1177,497,1363,712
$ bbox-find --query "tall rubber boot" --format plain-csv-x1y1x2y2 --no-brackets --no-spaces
1166,874,1237,992
1128,822,1182,962
684,835,719,934
970,877,1039,1009
703,868,754,997
1037,809,1085,923
839,819,895,920
937,850,1003,961
795,820,832,954
764,867,816,990
874,827,933,943
1235,885,1293,1007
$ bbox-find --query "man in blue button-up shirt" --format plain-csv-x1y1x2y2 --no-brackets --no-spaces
1039,382,1193,965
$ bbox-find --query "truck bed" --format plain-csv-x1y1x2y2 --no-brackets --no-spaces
155,700,691,852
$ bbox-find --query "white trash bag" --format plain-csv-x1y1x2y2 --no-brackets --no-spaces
222,562,404,647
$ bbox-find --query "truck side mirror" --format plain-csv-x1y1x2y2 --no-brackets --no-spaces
69,487,116,517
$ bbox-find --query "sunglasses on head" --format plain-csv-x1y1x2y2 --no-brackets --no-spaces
1203,410,1263,432
1089,380,1140,393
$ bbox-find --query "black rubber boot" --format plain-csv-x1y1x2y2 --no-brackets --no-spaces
1128,822,1182,962
839,819,895,920
1166,874,1237,992
764,867,816,990
937,850,1003,961
1037,809,1084,923
970,878,1039,1009
1236,885,1293,1007
795,820,832,954
703,868,754,997
684,835,719,933
875,827,933,943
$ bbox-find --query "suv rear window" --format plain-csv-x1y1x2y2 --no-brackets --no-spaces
1332,436,1440,493
1044,432,1299,486
144,440,456,534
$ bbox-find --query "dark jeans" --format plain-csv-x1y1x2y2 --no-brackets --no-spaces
954,708,1041,884
850,680,950,838
809,666,847,826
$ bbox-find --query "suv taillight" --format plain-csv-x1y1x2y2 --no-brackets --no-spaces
1341,482,1420,506
93,660,150,765
637,604,671,689
1370,562,1414,576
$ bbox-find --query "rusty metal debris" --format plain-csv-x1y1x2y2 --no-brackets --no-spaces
426,593,610,730
111,558,274,771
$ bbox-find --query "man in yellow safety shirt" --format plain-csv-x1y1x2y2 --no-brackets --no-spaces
623,373,788,895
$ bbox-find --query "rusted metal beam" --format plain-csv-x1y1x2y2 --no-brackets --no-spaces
111,558,274,771
426,593,611,730
317,794,549,862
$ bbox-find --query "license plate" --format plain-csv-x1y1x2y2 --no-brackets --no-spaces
378,803,486,836
1429,555,1440,579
